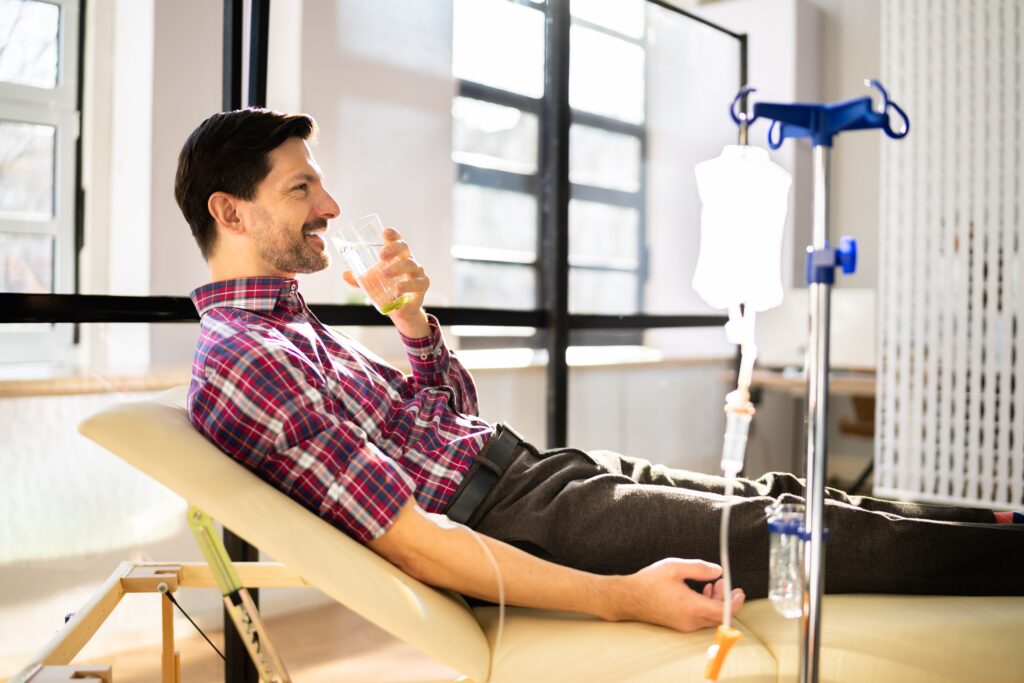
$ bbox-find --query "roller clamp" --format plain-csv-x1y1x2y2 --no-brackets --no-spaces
806,236,857,285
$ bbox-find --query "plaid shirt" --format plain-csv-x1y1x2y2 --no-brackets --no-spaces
187,277,493,542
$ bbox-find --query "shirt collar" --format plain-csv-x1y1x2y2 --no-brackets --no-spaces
189,277,300,317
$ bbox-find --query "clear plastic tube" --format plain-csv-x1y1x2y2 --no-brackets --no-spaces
430,513,505,678
462,525,504,680
719,476,736,629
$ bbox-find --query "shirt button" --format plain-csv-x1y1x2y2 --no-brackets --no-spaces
420,352,429,360
290,284,297,293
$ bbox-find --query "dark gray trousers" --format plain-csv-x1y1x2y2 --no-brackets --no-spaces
465,444,1022,600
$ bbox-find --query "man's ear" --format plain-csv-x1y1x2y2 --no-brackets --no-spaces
208,192,245,236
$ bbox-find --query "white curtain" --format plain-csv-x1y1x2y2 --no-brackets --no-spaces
876,0,1024,508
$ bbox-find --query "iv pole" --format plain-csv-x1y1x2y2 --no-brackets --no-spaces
742,80,909,683
802,143,831,683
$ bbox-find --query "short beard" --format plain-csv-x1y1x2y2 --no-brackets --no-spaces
252,212,330,275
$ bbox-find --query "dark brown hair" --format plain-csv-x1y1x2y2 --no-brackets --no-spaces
174,108,317,260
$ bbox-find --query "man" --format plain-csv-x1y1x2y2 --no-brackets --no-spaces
177,109,1022,635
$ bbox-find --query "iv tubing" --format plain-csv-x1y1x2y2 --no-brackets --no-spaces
720,476,735,629
706,335,756,681
719,324,757,626
462,524,504,681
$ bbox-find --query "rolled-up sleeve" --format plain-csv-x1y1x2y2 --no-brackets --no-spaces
197,334,415,542
399,314,480,415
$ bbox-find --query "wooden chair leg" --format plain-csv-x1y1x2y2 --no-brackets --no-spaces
161,594,175,683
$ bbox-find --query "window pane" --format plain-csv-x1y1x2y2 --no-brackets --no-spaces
0,120,55,218
0,231,53,293
570,124,640,192
453,97,538,174
455,261,535,310
569,199,638,267
571,0,645,39
452,0,545,98
0,0,60,89
569,25,644,124
569,268,638,314
643,5,741,315
453,184,537,254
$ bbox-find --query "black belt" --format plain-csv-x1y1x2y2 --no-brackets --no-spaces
446,424,525,525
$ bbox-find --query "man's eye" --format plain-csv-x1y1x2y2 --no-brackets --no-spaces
294,184,308,193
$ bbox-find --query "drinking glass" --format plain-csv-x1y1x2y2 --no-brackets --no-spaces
328,214,412,314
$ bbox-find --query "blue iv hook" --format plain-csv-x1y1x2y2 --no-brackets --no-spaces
729,85,758,127
750,79,909,149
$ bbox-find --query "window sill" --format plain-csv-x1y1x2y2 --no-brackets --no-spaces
458,346,732,372
0,364,192,398
0,349,733,398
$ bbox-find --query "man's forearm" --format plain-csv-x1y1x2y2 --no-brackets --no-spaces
369,501,620,620
368,500,743,633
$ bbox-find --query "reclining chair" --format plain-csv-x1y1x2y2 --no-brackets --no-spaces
13,387,1023,682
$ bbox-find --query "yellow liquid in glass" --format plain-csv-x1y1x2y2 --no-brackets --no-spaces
379,293,414,315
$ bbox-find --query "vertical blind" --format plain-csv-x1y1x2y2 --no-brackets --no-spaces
877,0,1023,508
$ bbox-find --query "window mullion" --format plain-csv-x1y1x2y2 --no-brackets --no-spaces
539,0,571,446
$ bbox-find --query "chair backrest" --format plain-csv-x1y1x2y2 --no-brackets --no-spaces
78,386,490,681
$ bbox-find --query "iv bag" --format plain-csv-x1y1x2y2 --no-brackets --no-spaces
693,145,792,312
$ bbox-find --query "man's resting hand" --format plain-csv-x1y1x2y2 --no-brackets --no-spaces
602,558,745,633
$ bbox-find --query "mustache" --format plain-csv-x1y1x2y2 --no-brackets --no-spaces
302,218,329,232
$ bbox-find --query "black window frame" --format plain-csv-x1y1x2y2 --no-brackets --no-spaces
451,0,651,349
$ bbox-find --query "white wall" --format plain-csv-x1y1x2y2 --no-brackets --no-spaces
147,0,221,364
80,0,216,373
802,0,881,290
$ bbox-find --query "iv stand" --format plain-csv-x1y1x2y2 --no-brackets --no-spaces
740,80,909,683
802,144,831,683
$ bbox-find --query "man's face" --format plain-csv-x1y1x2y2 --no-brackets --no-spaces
243,137,340,276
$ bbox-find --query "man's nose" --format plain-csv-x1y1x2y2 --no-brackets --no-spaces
319,189,340,219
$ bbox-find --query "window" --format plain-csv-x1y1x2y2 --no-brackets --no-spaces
451,0,647,343
0,0,80,362
567,1,646,316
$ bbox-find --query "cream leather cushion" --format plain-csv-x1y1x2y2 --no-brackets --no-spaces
78,387,779,682
474,607,776,683
738,595,1024,683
